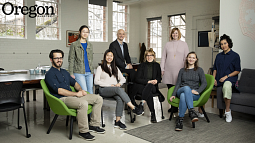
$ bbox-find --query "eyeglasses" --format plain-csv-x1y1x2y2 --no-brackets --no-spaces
146,55,154,57
53,57,63,60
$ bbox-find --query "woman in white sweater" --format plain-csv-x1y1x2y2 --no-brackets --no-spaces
94,49,144,130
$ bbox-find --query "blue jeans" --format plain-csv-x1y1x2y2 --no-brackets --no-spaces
176,86,200,117
74,72,93,94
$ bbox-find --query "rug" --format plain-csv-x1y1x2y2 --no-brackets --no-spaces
124,113,255,143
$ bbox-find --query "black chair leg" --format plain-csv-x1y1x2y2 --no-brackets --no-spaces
192,122,195,128
17,108,22,129
200,106,210,123
160,102,165,119
22,105,31,138
169,106,174,121
101,108,105,127
26,91,29,102
219,109,223,118
33,90,36,101
66,116,69,126
69,116,74,140
128,107,134,123
47,114,59,134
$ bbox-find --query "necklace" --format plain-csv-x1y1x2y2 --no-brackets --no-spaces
173,41,179,58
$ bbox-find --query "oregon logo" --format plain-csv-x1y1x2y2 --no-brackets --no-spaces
1,2,55,18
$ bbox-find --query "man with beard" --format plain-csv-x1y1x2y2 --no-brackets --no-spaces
45,49,104,141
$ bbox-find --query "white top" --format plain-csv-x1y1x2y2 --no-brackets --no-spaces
94,65,126,87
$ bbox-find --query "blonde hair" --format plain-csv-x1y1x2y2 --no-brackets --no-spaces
170,28,181,40
144,48,156,62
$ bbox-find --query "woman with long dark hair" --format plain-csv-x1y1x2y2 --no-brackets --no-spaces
94,49,144,130
169,52,207,131
68,25,94,94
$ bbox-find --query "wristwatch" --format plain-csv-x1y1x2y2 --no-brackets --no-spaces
227,74,230,78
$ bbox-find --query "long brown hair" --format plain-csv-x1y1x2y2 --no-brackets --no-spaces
101,49,118,80
185,51,199,71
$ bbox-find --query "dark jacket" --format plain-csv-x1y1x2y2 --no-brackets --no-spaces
135,62,162,88
109,39,131,70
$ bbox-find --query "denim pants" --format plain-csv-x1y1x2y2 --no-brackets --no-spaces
74,72,93,94
176,86,200,117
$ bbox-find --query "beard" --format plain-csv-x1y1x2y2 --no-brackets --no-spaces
53,60,63,68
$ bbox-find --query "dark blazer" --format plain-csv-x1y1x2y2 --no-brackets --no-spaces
109,39,131,70
135,62,162,89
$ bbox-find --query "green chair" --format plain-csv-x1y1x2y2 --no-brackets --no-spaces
167,74,214,128
40,79,92,140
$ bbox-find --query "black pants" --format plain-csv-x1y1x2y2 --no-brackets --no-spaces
136,83,157,113
167,84,178,111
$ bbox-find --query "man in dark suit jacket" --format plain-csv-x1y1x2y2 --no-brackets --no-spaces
109,29,136,82
109,29,137,105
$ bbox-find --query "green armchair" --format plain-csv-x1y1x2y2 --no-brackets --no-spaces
40,79,92,140
167,74,214,128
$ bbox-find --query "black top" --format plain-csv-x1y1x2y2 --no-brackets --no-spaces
109,39,131,70
146,62,153,80
135,62,161,87
45,67,76,98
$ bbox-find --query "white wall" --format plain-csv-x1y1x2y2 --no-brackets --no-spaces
136,0,220,71
0,0,220,72
220,0,255,70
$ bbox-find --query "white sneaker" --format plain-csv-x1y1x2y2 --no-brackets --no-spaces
225,110,232,123
196,111,204,118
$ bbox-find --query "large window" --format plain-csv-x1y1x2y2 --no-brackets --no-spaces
147,18,162,58
0,0,25,38
169,14,186,41
88,4,107,42
36,0,60,40
112,1,128,42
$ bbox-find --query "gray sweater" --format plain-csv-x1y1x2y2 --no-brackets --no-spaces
172,67,207,97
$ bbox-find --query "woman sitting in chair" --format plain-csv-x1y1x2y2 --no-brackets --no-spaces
131,48,164,123
169,51,207,131
94,49,144,130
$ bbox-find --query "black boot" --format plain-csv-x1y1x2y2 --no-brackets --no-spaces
188,108,198,122
150,112,157,123
175,117,184,131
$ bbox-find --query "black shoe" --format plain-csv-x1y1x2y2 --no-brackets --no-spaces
151,112,157,123
158,94,165,102
114,120,127,130
175,117,184,131
89,126,105,134
79,132,95,141
132,106,144,116
168,106,178,113
138,102,144,111
188,108,199,122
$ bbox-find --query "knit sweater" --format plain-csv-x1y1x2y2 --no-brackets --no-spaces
172,67,207,97
94,65,126,87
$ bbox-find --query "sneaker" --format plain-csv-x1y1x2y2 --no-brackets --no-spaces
225,110,232,123
175,117,184,131
138,102,144,112
114,120,127,130
132,106,144,116
188,108,199,122
150,112,157,123
79,132,95,141
89,126,105,134
196,111,204,118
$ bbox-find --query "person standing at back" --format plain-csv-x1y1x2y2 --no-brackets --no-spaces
161,28,189,113
68,25,94,94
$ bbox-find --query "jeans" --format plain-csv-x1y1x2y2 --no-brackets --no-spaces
176,86,200,117
74,72,93,94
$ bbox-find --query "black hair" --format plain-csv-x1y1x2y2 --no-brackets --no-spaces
78,25,90,40
101,49,118,80
220,34,233,48
49,49,64,59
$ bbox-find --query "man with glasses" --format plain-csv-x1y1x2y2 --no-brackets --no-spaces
45,49,104,141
